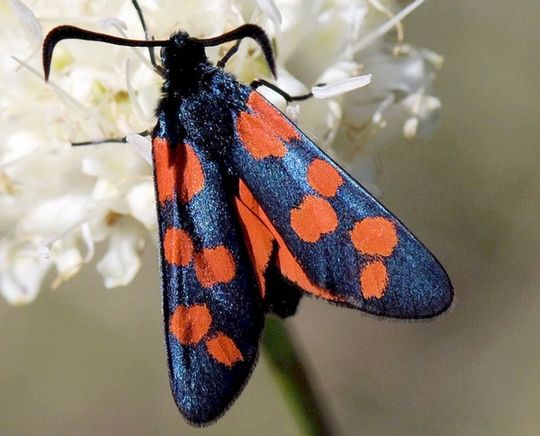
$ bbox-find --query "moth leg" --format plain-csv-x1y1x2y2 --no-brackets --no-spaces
251,79,322,102
217,40,241,69
130,0,165,77
71,130,150,147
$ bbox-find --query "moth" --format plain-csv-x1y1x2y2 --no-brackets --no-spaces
42,6,453,425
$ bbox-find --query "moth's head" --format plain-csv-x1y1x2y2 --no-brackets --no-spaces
160,32,207,74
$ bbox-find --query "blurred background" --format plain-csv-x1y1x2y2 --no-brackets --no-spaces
2,0,540,435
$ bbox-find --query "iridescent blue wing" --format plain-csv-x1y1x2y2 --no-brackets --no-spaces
228,90,453,319
152,136,263,424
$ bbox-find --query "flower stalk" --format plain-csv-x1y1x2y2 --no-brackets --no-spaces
263,317,335,436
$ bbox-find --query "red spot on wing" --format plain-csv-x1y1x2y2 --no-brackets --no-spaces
238,178,260,212
307,158,343,197
194,245,236,287
360,261,388,299
153,137,175,204
152,138,204,205
236,91,300,160
351,217,398,257
235,196,274,298
290,195,338,243
169,304,212,345
163,228,193,266
237,111,287,159
276,243,342,302
178,143,205,204
206,333,244,367
237,180,344,303
247,92,300,141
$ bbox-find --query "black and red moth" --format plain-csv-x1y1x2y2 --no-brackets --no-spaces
42,15,453,425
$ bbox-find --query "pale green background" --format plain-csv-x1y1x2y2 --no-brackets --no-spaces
2,1,540,435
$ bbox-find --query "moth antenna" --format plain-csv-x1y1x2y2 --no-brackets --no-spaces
42,25,167,81
199,24,276,78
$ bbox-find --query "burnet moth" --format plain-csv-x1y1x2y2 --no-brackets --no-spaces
42,2,453,426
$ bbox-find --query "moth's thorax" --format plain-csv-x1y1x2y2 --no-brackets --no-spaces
154,49,250,156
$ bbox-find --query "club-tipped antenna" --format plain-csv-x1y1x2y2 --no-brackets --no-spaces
42,25,167,81
43,24,276,81
199,24,276,77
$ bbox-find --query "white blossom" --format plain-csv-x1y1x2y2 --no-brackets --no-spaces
0,0,443,303
312,74,372,99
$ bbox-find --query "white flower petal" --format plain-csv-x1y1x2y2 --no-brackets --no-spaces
125,58,153,123
312,74,372,99
126,133,153,165
80,223,95,263
257,0,282,27
98,17,128,31
403,117,419,140
402,93,442,139
0,249,50,304
19,194,89,236
81,143,150,181
352,0,426,53
50,241,83,289
317,61,362,84
38,245,51,260
8,0,42,45
126,181,157,230
96,219,145,288
285,103,301,122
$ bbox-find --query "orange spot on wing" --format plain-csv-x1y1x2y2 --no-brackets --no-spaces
276,243,342,302
247,92,300,142
206,333,244,367
360,261,388,299
238,179,258,211
307,158,343,197
237,111,287,159
237,181,343,302
153,137,175,204
169,304,212,345
351,217,398,257
152,138,204,205
178,143,205,204
236,91,301,160
235,197,274,298
163,228,193,266
194,245,236,287
290,195,338,243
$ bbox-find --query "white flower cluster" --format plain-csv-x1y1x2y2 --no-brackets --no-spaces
0,0,442,304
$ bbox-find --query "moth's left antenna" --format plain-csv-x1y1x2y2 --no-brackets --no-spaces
42,25,167,81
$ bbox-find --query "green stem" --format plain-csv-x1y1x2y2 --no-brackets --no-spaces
263,316,335,436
